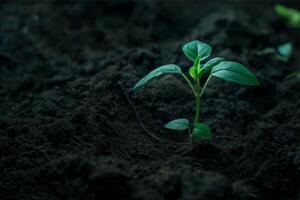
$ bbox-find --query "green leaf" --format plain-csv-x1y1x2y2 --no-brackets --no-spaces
198,57,226,79
188,56,202,80
189,57,224,80
164,118,189,131
133,64,181,90
277,42,293,58
275,4,300,28
202,57,226,73
182,40,212,62
194,55,201,72
211,61,260,86
192,123,212,140
188,66,197,80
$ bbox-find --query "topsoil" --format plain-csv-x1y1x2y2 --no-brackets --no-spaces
1,1,300,200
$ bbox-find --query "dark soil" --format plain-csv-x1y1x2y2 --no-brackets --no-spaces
1,1,300,200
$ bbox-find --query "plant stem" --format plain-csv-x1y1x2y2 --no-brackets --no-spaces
180,72,197,144
180,72,197,97
194,76,201,126
199,75,212,99
181,73,212,143
194,92,200,126
193,75,212,127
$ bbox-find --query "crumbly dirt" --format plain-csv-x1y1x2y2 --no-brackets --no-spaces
0,1,300,200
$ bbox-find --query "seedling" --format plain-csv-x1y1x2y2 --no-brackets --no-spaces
257,42,293,62
275,4,300,28
133,40,259,143
287,72,300,79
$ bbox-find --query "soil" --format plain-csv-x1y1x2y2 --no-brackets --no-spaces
1,1,300,200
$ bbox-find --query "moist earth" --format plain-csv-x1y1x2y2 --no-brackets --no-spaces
0,1,300,200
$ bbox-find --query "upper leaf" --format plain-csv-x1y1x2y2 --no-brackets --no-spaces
188,66,197,80
182,40,212,62
188,56,201,80
164,118,189,131
211,61,260,86
194,55,201,72
133,64,181,90
192,123,212,140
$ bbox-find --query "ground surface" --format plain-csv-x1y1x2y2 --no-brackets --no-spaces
0,1,300,200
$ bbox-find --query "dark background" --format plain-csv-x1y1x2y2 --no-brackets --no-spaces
0,1,299,200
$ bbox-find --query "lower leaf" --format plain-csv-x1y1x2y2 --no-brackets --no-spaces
164,118,189,131
192,123,212,140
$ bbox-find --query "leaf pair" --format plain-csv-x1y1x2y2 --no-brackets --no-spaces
183,40,212,80
183,41,228,81
164,118,212,140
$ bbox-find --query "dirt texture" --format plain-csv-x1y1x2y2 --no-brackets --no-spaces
0,1,300,200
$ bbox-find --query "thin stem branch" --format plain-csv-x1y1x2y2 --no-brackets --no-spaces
180,72,196,97
199,75,212,99
193,75,201,126
193,75,212,127
124,90,189,145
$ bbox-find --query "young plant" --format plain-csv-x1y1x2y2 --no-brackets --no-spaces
287,71,300,79
257,42,293,62
275,4,300,28
133,40,260,143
